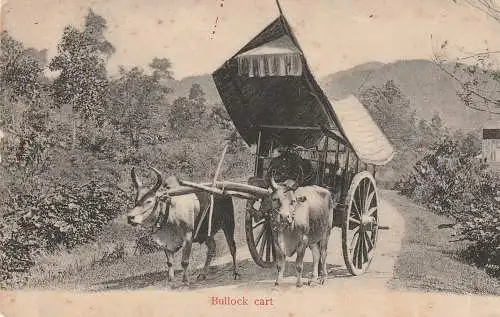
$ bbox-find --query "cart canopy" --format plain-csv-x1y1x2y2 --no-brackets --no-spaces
212,2,394,166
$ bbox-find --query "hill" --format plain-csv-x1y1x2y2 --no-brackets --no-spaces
175,59,498,131
320,59,496,130
164,75,221,106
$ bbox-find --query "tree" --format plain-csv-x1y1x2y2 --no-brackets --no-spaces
0,31,47,101
359,80,417,147
168,84,207,137
149,57,174,80
49,9,115,148
459,0,500,23
108,60,173,148
434,1,500,116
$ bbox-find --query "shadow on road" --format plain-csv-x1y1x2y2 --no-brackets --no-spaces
93,258,349,291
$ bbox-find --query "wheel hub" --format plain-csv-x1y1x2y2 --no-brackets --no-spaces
360,215,377,231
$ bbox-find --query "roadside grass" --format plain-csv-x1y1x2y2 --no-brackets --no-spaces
385,191,500,295
23,198,248,290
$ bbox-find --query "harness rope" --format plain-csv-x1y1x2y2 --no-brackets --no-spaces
152,199,168,233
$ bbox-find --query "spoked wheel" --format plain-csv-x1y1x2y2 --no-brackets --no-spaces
342,171,379,276
245,199,276,268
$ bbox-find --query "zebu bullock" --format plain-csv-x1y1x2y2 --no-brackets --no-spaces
269,178,334,287
127,167,239,285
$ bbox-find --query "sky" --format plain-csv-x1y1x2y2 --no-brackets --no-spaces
2,0,500,79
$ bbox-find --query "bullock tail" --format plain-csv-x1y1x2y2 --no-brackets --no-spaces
328,193,335,229
194,202,211,241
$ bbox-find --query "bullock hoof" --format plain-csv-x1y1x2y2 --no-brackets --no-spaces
296,282,303,288
197,273,207,281
233,272,241,280
319,278,327,285
178,284,190,291
307,278,318,287
163,283,173,290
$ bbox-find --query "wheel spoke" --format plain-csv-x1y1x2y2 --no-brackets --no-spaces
350,230,360,252
259,228,268,257
361,232,368,265
349,217,361,225
361,179,369,211
352,233,360,266
357,232,365,269
368,206,377,217
255,224,266,246
266,229,272,262
365,186,375,214
364,231,374,251
253,218,266,229
354,186,362,213
352,195,361,219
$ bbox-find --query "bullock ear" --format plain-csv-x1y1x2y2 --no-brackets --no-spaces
297,196,307,203
284,179,299,192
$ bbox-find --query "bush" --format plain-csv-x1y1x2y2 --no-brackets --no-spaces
395,132,500,278
0,180,128,285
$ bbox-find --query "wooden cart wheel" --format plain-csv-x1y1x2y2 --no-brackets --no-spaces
245,199,276,268
342,171,379,276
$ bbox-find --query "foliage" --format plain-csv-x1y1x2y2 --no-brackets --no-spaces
49,9,114,123
395,132,500,278
168,84,207,138
433,27,500,115
0,20,253,288
359,80,418,146
359,80,447,188
108,64,172,148
0,181,128,283
0,31,47,101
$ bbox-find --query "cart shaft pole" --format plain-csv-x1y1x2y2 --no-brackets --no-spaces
208,142,229,236
254,130,262,176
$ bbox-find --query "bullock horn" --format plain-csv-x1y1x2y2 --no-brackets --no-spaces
131,167,141,189
150,167,163,192
270,176,278,190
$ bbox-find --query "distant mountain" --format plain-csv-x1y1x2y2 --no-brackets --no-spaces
168,59,498,131
164,74,221,106
320,59,496,130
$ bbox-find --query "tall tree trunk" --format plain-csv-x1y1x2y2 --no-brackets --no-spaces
72,112,77,150
129,128,140,149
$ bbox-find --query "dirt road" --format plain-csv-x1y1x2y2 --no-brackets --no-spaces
10,192,500,317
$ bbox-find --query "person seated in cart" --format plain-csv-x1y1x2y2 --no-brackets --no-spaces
265,144,315,187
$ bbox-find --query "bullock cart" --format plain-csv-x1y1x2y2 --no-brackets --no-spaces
160,3,395,276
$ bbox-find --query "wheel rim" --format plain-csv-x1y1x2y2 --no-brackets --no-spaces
342,171,379,276
245,199,276,268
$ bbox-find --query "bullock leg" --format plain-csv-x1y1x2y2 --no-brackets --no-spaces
164,249,175,282
222,224,240,280
319,236,330,285
197,236,216,281
274,234,286,286
181,231,193,285
308,242,320,286
295,233,308,288
274,251,286,286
